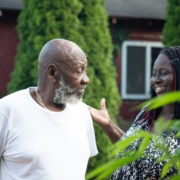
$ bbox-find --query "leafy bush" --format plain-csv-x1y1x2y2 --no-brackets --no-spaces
163,0,180,46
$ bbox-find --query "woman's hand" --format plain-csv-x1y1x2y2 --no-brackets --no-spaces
88,98,110,127
88,98,124,143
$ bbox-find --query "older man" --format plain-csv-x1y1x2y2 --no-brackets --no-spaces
0,39,98,180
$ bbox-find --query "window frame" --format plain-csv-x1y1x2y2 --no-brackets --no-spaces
121,40,163,100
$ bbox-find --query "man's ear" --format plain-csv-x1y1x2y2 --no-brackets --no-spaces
47,63,58,82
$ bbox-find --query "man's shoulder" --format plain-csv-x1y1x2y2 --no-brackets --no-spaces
78,101,87,107
74,101,89,111
66,102,90,116
67,101,87,108
0,89,28,107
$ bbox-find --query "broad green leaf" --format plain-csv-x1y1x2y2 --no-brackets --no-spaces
166,174,180,180
139,92,180,110
116,133,142,152
161,162,172,178
138,134,151,152
177,161,180,170
175,132,180,138
86,151,143,179
86,160,116,179
95,156,140,180
155,117,173,134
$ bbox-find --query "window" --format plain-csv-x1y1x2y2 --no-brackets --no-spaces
121,41,163,99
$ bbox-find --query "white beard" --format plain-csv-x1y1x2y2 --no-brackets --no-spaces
53,77,82,105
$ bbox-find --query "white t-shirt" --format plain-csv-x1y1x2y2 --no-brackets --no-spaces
0,88,98,180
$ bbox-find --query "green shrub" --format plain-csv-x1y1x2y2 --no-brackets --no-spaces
163,0,180,46
77,0,120,172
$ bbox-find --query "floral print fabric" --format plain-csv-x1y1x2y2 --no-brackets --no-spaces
111,106,180,180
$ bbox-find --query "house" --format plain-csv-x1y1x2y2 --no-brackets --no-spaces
106,0,166,124
0,0,22,97
0,0,167,124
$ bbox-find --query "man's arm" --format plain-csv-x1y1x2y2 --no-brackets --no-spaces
88,98,124,143
0,112,8,157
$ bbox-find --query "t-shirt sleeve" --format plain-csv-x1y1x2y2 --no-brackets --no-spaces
0,112,8,158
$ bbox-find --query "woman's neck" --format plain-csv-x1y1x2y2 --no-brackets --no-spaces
158,104,175,121
150,104,175,133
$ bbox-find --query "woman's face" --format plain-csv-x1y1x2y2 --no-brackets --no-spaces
151,53,174,97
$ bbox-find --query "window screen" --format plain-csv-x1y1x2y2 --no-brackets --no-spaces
121,41,163,99
151,47,162,74
126,46,146,94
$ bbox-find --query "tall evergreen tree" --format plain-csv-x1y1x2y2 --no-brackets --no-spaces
8,0,84,92
8,0,120,173
78,0,120,172
163,0,180,46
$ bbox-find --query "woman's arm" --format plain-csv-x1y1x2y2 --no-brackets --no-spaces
88,98,124,143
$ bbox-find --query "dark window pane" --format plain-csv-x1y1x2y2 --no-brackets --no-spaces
151,47,162,74
126,46,145,94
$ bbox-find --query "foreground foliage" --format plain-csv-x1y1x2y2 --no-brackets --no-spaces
86,92,180,179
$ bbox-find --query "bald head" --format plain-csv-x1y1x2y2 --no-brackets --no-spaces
37,39,89,105
38,39,86,69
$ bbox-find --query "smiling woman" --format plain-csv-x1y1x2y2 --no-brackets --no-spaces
89,46,180,179
151,53,174,96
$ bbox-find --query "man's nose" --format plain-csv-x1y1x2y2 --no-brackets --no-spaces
82,73,90,84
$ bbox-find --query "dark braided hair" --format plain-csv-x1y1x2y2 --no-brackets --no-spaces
162,46,180,120
140,46,180,130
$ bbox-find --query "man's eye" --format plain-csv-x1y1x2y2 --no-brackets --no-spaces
77,71,82,75
76,69,83,75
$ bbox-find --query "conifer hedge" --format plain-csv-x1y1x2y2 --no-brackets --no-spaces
163,0,180,46
8,0,120,173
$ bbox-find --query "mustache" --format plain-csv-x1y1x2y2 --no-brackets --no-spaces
67,85,86,94
76,85,86,92
77,85,86,90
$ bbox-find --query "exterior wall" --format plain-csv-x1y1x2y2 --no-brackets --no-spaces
111,18,165,123
0,10,19,97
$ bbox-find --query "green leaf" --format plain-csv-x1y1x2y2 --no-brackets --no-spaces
166,174,180,180
154,117,171,135
116,132,142,152
139,92,180,110
175,131,180,138
138,134,151,152
161,162,172,178
95,156,140,180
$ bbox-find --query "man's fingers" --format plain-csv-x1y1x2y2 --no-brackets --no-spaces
100,98,107,110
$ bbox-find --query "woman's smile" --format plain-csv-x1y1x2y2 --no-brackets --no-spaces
151,54,174,97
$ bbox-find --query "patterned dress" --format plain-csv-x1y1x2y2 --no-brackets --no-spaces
110,106,180,180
